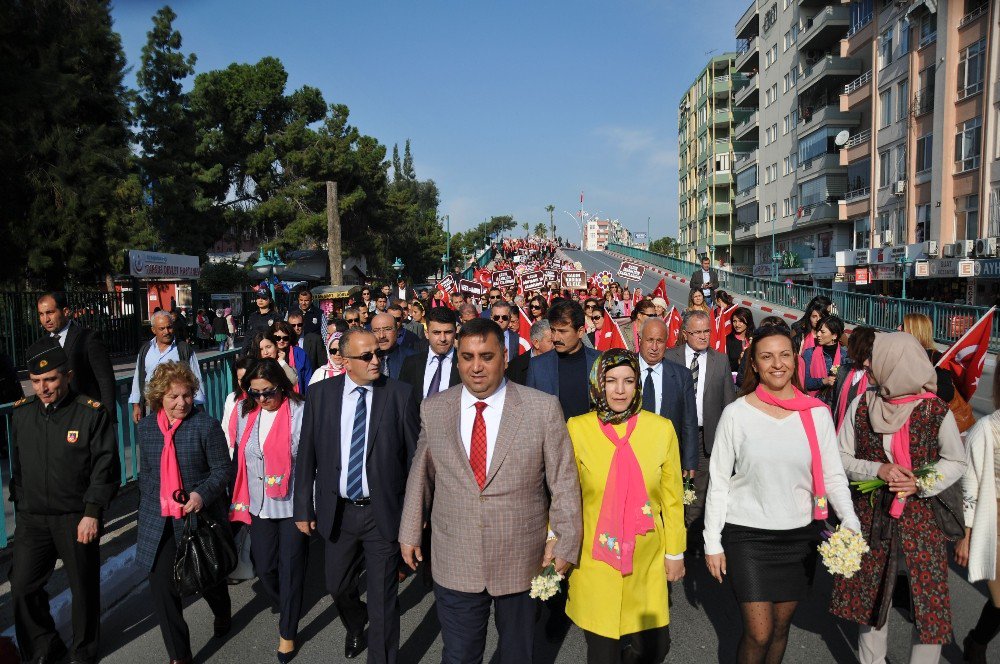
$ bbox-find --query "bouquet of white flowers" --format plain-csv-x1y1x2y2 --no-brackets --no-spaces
529,564,565,601
818,526,869,578
682,479,696,506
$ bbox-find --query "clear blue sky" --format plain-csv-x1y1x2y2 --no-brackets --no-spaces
111,0,747,242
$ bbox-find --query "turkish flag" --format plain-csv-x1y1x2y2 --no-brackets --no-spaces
936,306,995,401
651,278,669,306
710,304,739,352
666,307,683,348
595,315,628,351
516,306,533,355
474,268,492,288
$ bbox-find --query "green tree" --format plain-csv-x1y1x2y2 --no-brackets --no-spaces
134,5,217,257
649,236,680,257
533,222,547,237
0,0,133,288
545,204,555,239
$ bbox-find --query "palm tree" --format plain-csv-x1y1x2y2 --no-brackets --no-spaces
522,221,529,238
545,204,555,241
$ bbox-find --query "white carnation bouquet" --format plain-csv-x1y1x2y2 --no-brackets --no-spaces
529,564,565,601
682,479,696,506
818,526,869,578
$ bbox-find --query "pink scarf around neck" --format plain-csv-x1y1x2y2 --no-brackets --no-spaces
156,409,185,519
227,394,245,450
835,368,868,434
884,393,936,519
230,400,293,524
754,386,830,520
805,343,841,397
592,415,654,575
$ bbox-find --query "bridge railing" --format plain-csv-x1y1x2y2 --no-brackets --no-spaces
0,349,237,548
606,243,1000,350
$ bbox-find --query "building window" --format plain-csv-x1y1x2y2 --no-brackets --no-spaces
783,73,790,93
892,208,906,244
879,88,893,127
817,231,833,258
878,27,893,69
783,31,790,51
783,198,790,216
790,108,798,128
956,194,980,240
897,80,908,121
919,13,936,47
958,38,986,99
916,134,933,173
876,211,890,234
894,144,906,183
898,18,910,55
955,116,982,172
783,115,790,134
915,203,930,243
854,217,871,249
916,66,935,115
879,149,891,187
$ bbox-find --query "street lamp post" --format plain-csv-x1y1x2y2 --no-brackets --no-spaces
563,210,584,249
896,256,913,301
443,214,450,275
392,257,406,283
441,254,447,280
771,215,777,280
253,248,286,300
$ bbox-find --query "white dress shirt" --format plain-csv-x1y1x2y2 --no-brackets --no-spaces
701,270,712,296
684,345,708,426
638,357,663,414
459,380,508,473
339,374,373,498
52,321,71,347
422,349,455,397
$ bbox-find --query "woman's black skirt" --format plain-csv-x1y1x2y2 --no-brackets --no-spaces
722,522,820,603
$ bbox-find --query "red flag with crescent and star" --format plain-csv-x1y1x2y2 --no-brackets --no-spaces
936,306,995,401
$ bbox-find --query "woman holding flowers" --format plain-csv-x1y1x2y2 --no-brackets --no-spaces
830,333,966,663
565,348,685,664
704,326,859,664
799,314,844,405
231,358,307,662
956,365,1000,663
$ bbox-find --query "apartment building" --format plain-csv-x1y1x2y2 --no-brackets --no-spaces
677,53,748,264
584,217,610,250
704,0,998,304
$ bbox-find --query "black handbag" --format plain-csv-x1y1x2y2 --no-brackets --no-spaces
929,481,966,542
171,490,238,596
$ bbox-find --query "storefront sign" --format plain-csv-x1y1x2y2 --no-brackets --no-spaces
519,270,546,291
491,269,516,287
914,259,960,278
975,259,1000,278
752,263,775,277
855,268,870,285
128,250,200,279
958,259,976,278
873,265,896,280
458,279,486,296
617,260,646,282
561,270,588,289
854,250,869,266
914,260,929,278
872,246,906,264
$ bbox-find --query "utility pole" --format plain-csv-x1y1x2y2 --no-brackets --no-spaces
546,204,555,242
327,181,343,285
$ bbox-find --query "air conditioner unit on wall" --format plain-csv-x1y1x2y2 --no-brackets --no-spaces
893,180,906,195
873,233,883,247
976,237,998,257
942,243,956,257
883,230,894,245
955,240,975,257
925,240,938,257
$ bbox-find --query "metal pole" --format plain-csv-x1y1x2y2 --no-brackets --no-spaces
771,216,777,280
445,215,451,273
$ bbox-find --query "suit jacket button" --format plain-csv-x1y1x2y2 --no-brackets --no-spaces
479,496,486,502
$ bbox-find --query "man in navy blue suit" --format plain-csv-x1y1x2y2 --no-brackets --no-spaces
636,317,699,472
294,328,419,662
371,313,416,380
489,301,521,361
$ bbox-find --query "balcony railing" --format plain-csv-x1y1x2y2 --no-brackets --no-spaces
914,87,934,116
844,128,871,149
846,12,872,39
959,3,989,28
844,69,872,95
844,187,871,202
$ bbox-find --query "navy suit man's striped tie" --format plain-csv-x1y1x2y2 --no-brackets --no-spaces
346,385,368,500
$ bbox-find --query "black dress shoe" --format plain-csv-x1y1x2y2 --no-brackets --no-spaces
213,615,232,638
276,650,296,664
344,632,366,659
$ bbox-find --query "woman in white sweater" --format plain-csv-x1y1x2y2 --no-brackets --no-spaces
957,365,1000,663
705,326,860,663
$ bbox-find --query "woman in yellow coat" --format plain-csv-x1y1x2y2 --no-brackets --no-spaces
566,348,686,664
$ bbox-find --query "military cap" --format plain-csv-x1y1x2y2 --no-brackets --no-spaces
26,338,68,374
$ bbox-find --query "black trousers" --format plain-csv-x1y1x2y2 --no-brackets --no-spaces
11,511,100,663
684,430,711,529
148,518,231,660
433,583,535,664
324,502,400,664
583,626,671,664
248,515,309,640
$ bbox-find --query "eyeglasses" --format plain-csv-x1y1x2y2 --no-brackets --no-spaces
248,388,279,401
584,304,596,310
329,346,341,355
371,326,395,334
272,334,290,341
488,294,500,300
344,351,378,362
492,315,510,322
591,316,604,323
529,304,543,310
290,323,303,328
684,329,711,337
345,317,359,324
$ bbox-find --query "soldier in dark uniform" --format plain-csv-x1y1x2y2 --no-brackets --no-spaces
9,339,119,664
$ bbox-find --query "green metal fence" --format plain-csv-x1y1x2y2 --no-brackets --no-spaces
0,349,237,548
607,243,1000,350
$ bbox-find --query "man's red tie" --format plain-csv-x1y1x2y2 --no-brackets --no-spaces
470,402,488,489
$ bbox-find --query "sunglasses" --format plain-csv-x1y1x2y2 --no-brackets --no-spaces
329,346,341,355
248,388,279,401
345,317,359,324
345,351,378,363
272,334,290,341
529,304,543,310
584,304,596,310
591,316,604,322
492,315,510,322
290,323,303,328
488,295,501,300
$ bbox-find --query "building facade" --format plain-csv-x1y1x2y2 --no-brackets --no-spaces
694,0,997,305
678,53,749,264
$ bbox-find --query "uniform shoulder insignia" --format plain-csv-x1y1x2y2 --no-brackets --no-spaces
77,396,102,409
13,396,32,408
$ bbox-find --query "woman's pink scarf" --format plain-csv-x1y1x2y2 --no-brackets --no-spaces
592,416,654,575
230,400,293,524
835,369,868,433
803,344,841,396
754,386,830,520
157,409,185,519
885,393,936,519
286,347,301,394
801,329,817,352
227,394,245,450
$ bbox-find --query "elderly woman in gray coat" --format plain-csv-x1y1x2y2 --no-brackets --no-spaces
135,361,232,664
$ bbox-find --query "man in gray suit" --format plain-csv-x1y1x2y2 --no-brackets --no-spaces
665,309,735,531
399,318,582,664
